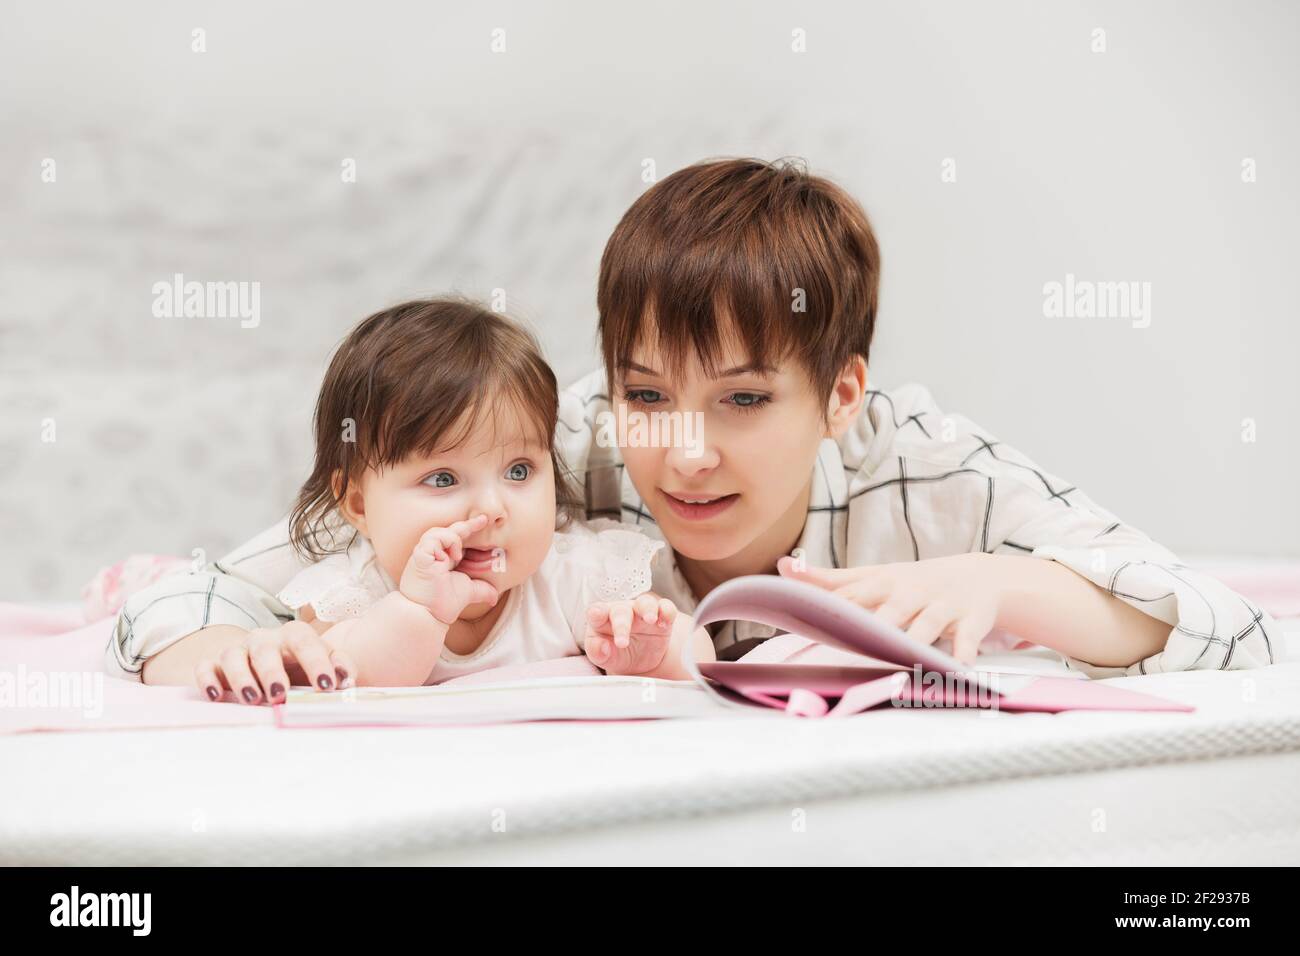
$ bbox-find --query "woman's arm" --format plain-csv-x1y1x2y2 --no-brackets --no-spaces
994,555,1172,668
832,385,1277,677
113,517,321,683
141,626,254,686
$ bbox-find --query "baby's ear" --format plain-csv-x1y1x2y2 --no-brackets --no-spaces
331,469,369,535
825,356,868,438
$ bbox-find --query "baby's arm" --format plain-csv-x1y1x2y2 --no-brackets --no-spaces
645,609,716,681
193,518,498,702
322,516,500,686
191,591,449,702
305,593,451,688
584,594,716,680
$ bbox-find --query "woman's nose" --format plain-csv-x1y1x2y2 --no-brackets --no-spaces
665,435,720,475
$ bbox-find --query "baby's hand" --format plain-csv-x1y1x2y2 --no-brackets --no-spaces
399,515,500,625
584,594,676,676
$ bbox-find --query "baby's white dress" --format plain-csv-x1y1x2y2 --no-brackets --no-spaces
276,519,665,684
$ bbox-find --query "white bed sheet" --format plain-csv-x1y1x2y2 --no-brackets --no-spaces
4,623,1299,866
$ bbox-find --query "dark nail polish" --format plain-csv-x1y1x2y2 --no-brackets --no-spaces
317,674,333,691
335,666,349,683
206,686,220,701
241,686,259,704
270,682,285,700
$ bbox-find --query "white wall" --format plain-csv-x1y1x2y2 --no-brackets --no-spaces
1,0,1296,599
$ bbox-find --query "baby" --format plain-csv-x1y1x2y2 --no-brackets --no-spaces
199,297,714,703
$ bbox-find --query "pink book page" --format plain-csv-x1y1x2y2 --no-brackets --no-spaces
689,576,1194,715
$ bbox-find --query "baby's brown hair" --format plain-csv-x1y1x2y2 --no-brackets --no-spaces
289,297,578,561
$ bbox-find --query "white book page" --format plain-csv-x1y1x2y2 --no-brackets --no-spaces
280,675,776,726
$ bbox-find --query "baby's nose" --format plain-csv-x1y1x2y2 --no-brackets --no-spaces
472,497,507,527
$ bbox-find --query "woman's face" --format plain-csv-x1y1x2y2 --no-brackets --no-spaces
615,338,856,565
340,405,557,618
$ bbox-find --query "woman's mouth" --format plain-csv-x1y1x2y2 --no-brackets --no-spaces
660,490,740,521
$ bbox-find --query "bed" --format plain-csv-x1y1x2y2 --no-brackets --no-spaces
3,563,1299,866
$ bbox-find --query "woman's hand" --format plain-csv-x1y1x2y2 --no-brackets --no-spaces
193,621,357,706
777,552,1006,665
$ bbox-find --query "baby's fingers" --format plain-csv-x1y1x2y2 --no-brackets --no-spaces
656,598,677,630
584,631,612,666
586,601,639,646
467,578,500,609
413,529,453,569
445,513,490,544
632,593,659,626
608,602,634,649
586,602,611,629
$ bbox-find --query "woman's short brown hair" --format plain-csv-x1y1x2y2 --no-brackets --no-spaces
598,157,881,405
289,297,578,561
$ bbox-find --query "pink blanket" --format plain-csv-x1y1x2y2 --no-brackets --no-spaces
3,559,1297,735
1193,563,1300,618
0,612,273,734
0,605,600,734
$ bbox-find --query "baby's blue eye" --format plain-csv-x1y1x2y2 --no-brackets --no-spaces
423,471,455,489
506,462,531,481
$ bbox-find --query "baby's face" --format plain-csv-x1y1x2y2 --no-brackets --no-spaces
350,408,557,615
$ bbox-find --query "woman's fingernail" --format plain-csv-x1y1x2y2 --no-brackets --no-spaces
206,686,221,701
241,686,259,704
335,666,348,682
317,674,333,691
270,682,285,700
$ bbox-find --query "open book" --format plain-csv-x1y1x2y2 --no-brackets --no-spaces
682,575,1192,717
277,575,1191,727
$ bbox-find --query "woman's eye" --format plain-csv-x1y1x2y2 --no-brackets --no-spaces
726,392,771,411
505,462,531,481
624,388,664,406
422,471,456,489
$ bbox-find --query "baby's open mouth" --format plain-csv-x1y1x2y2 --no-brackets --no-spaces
460,547,501,565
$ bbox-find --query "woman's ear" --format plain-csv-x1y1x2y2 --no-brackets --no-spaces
825,356,868,439
331,469,369,537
